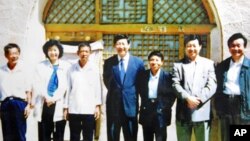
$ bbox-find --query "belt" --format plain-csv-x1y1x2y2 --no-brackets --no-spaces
2,96,26,103
179,120,210,126
222,94,241,99
149,99,157,103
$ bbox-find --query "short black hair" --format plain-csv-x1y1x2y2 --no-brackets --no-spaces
113,34,130,44
4,43,21,55
43,39,64,58
78,42,91,51
227,33,247,48
148,50,164,61
184,35,202,46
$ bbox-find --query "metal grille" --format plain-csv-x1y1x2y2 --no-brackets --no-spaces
199,35,208,57
103,34,179,71
101,0,147,23
154,0,210,24
45,0,95,24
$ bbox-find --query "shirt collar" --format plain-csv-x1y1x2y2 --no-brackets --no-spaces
150,69,161,79
3,60,23,72
118,53,130,62
184,55,201,64
230,56,244,66
45,59,63,69
76,60,90,70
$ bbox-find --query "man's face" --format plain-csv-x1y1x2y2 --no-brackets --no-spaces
229,38,245,60
77,46,91,62
5,47,20,64
149,55,163,74
114,39,130,58
185,39,201,61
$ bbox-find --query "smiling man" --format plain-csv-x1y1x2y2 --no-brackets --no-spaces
65,42,102,141
137,50,176,141
0,43,32,141
215,33,250,141
172,35,217,141
103,34,145,141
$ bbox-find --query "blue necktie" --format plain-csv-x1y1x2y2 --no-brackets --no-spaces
47,65,59,97
120,59,125,83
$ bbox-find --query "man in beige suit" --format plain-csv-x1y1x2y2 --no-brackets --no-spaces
172,35,217,141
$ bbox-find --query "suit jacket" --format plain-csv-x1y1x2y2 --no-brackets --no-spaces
172,56,217,122
137,69,176,127
215,56,250,120
103,54,145,118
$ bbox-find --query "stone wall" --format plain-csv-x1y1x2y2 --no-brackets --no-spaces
213,0,250,59
0,0,47,66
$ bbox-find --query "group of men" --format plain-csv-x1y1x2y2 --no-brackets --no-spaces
104,33,250,141
0,33,249,141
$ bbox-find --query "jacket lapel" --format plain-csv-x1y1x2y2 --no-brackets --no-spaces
157,70,164,98
182,63,193,92
123,56,135,84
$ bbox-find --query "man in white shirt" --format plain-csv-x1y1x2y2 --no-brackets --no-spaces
215,33,250,141
64,42,102,141
137,51,176,141
0,43,32,141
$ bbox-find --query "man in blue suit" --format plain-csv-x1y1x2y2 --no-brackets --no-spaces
137,51,176,141
103,34,145,141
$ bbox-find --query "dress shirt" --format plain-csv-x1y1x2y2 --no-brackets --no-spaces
223,56,244,95
66,61,102,114
148,69,161,99
118,53,129,72
0,61,31,101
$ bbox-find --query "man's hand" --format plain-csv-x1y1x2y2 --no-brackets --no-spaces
186,96,201,109
94,105,101,120
24,105,31,118
63,108,68,120
44,98,55,107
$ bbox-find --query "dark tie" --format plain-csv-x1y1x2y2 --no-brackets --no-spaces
47,65,59,97
120,59,125,83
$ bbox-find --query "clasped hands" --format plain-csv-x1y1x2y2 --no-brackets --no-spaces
186,96,202,109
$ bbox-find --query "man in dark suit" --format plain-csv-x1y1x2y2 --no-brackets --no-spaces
137,50,176,141
103,34,145,141
215,33,250,141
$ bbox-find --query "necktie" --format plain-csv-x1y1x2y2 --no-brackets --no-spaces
120,59,125,83
47,65,59,97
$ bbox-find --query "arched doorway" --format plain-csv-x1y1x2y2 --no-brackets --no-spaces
43,0,216,71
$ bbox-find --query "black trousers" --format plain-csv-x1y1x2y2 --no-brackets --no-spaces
0,97,27,141
219,94,243,141
68,114,95,141
38,103,66,141
142,125,167,141
141,100,167,141
107,103,138,141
